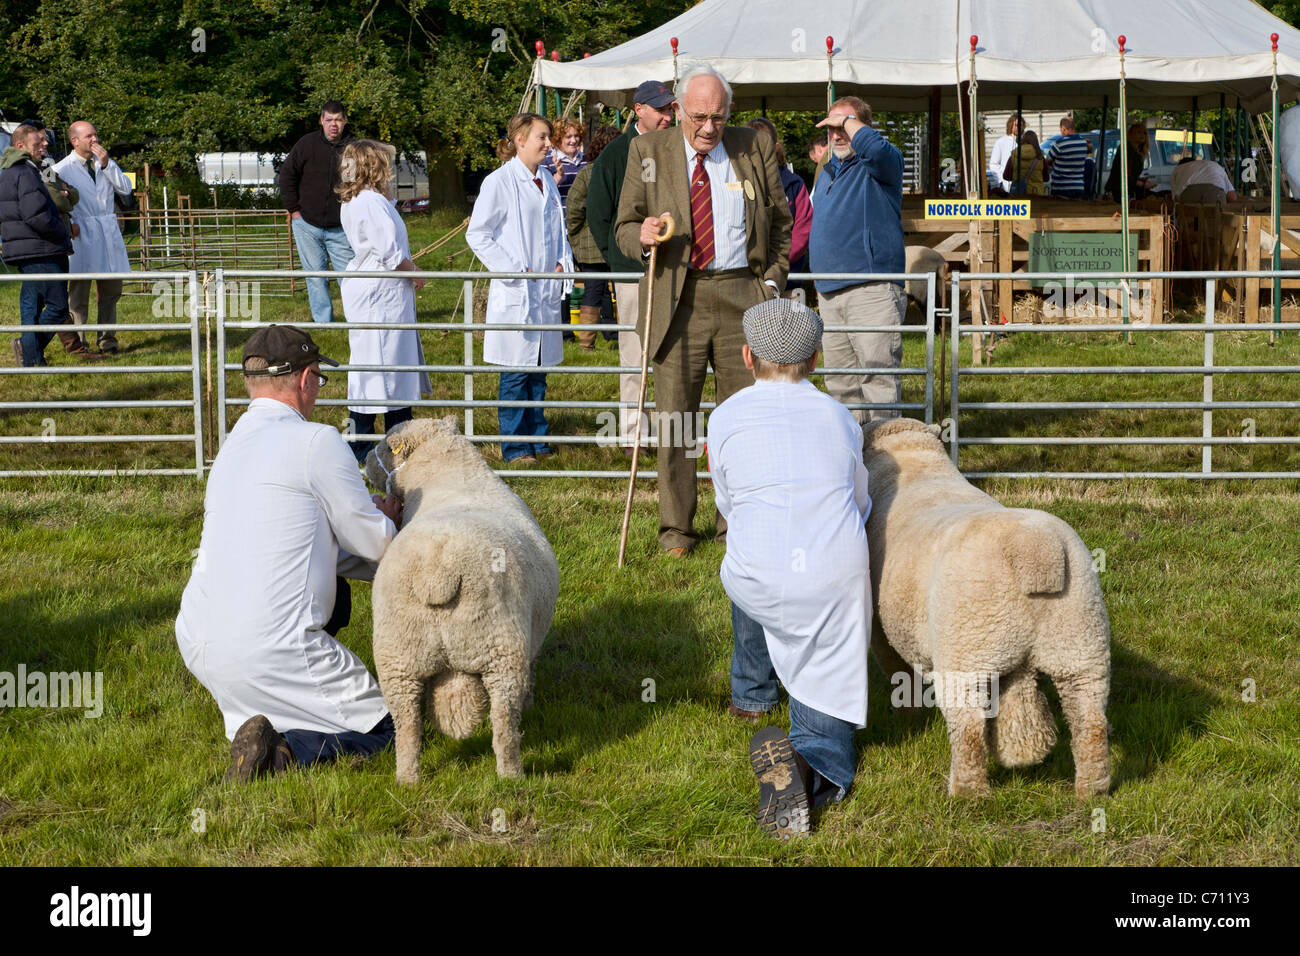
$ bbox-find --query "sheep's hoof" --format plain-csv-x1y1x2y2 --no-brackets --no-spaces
496,764,523,779
949,778,991,798
1076,775,1111,798
396,769,420,786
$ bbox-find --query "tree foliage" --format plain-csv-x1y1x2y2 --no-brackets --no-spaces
0,0,693,174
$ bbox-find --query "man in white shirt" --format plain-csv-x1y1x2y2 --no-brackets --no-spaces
53,122,133,353
707,298,872,839
1171,156,1239,203
176,325,404,782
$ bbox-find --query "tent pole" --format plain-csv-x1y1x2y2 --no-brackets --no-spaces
671,37,679,87
1191,96,1198,141
534,42,546,114
1272,33,1282,336
1234,98,1243,193
1014,94,1024,187
1219,93,1226,165
1097,95,1109,198
826,36,836,113
967,35,984,364
1118,35,1131,336
929,86,942,194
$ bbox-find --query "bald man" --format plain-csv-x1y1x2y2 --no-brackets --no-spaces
53,122,134,353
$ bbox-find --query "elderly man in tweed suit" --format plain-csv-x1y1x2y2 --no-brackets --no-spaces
615,64,791,557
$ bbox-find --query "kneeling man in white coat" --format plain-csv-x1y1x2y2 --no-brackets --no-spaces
176,325,404,782
707,298,872,840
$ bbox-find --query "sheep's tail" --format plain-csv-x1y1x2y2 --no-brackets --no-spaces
426,672,489,739
1001,517,1067,596
415,533,463,607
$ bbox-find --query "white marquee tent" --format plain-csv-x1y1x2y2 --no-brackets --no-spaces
534,0,1300,113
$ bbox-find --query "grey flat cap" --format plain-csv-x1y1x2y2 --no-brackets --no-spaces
742,297,823,364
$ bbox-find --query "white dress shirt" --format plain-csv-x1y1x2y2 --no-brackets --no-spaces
52,152,132,274
708,378,872,726
467,156,574,367
1171,159,1235,199
175,398,396,739
682,136,748,271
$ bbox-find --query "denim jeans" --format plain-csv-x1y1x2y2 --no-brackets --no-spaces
283,713,395,767
291,217,354,323
16,256,70,366
347,407,414,463
730,601,857,807
498,371,550,461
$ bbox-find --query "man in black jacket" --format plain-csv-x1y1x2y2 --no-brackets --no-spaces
1,124,98,366
585,80,674,453
279,101,355,323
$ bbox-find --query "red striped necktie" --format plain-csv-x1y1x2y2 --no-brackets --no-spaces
533,177,543,193
689,152,714,270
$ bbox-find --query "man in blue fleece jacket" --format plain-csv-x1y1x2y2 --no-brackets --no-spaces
809,97,905,424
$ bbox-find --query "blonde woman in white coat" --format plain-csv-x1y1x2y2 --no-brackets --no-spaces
466,113,574,464
336,140,430,462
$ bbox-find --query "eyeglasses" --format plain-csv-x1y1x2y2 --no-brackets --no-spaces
307,367,328,387
686,113,727,128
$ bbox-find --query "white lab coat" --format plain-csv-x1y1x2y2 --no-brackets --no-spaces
466,156,573,367
175,398,396,739
708,379,873,727
339,188,430,414
52,153,131,274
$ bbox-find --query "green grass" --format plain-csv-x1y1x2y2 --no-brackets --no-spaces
1,210,1297,864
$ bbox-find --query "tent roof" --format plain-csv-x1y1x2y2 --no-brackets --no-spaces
535,0,1300,113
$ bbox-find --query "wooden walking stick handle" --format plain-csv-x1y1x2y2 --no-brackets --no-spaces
618,211,675,568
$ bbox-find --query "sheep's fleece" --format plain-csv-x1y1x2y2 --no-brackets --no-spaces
365,417,559,783
862,418,1111,798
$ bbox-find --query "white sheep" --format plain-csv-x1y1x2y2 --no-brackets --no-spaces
862,418,1111,798
365,417,559,783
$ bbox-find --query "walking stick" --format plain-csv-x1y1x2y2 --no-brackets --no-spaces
618,212,675,569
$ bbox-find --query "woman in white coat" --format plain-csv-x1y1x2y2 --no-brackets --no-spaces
336,140,430,462
466,113,573,464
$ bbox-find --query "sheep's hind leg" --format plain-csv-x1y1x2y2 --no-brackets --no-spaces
1052,672,1111,798
482,668,526,778
384,675,425,785
943,704,992,796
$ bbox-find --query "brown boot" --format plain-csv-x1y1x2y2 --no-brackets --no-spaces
576,305,600,350
57,330,87,354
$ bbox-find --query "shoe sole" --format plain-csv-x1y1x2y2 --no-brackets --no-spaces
224,715,279,783
749,727,810,840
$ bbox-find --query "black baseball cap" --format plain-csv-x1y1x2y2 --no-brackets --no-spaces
242,324,339,376
633,80,674,109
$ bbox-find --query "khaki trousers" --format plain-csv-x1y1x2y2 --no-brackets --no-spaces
68,278,123,350
819,281,905,425
653,270,763,552
613,281,647,446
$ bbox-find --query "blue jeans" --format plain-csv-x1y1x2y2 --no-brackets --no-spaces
498,371,551,461
730,601,857,806
347,407,414,463
16,256,70,366
283,713,395,767
291,217,354,323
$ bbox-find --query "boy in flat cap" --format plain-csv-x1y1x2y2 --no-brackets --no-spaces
706,298,873,839
176,325,405,782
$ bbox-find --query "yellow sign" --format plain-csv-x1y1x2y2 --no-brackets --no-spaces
1155,129,1213,144
124,172,137,188
924,199,1030,219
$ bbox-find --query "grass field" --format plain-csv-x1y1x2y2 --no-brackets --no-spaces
1,210,1297,865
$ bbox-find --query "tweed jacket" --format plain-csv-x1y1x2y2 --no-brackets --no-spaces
614,126,791,361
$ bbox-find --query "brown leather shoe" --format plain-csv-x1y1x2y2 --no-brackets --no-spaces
10,338,23,366
224,714,289,783
728,703,764,724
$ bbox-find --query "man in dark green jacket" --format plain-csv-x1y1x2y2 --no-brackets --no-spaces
585,80,674,453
